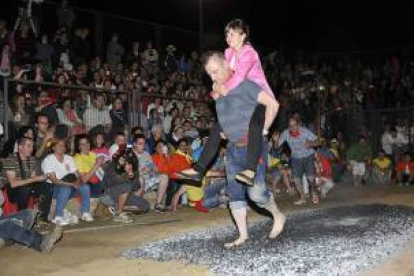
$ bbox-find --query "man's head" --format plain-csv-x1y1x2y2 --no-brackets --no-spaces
133,134,146,154
36,113,50,133
17,137,34,158
177,138,188,153
114,133,126,146
288,117,299,133
202,51,231,85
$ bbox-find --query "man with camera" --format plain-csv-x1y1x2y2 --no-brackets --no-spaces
2,136,53,223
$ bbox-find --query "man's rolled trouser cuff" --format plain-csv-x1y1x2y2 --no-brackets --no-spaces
229,200,248,209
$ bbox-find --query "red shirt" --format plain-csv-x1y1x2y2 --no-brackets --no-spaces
396,161,414,174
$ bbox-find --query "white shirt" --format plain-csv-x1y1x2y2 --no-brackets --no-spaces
381,132,408,155
41,154,78,182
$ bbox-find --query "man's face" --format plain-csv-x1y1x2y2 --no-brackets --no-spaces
134,138,146,153
19,139,34,157
205,57,230,85
37,116,49,132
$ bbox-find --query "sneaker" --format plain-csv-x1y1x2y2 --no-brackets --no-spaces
108,206,117,217
154,204,166,213
40,225,64,252
81,212,94,222
113,213,133,223
52,216,70,226
69,215,79,225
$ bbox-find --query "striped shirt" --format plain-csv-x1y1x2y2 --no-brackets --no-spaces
2,154,37,181
279,127,317,158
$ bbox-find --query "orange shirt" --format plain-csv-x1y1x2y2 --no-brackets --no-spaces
396,161,414,174
169,152,192,179
152,154,172,175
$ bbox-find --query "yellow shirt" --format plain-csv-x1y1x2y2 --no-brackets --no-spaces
74,152,97,173
373,157,391,170
185,177,206,202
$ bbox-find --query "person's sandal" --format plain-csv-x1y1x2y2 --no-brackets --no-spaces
293,198,306,206
235,170,255,186
311,190,319,205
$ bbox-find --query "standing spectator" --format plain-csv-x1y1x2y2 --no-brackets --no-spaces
41,139,93,226
126,41,141,67
395,152,414,186
56,0,76,30
35,34,55,70
142,41,158,66
279,117,319,205
71,27,90,67
381,126,408,163
347,135,373,186
106,34,124,71
2,137,52,222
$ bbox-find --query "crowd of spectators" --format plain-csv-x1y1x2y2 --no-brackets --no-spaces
2,0,414,252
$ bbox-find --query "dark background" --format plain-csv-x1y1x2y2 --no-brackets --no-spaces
3,0,414,53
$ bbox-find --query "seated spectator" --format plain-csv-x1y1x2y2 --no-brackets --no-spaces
101,150,149,223
146,124,165,154
0,199,63,252
91,132,111,162
109,132,127,159
74,135,105,198
170,139,209,213
11,94,31,131
57,98,86,136
34,113,55,160
41,139,93,226
395,152,414,187
268,130,293,195
83,94,112,132
34,91,58,127
347,135,373,186
2,136,52,222
315,152,335,198
152,141,172,176
132,134,169,213
371,149,392,186
1,125,35,158
167,125,185,151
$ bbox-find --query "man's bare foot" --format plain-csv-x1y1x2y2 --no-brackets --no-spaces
224,237,248,249
269,213,286,239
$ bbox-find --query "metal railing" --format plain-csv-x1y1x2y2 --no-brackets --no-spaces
2,78,207,141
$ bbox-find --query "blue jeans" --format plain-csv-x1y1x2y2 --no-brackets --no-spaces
54,184,91,217
225,141,273,210
0,209,42,250
203,179,227,209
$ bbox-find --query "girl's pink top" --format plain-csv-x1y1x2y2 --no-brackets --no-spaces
224,44,274,98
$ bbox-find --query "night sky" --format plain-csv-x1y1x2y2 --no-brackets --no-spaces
4,0,414,53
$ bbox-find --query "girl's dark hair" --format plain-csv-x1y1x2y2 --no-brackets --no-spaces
74,134,90,154
58,97,71,109
225,19,250,44
17,126,35,140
